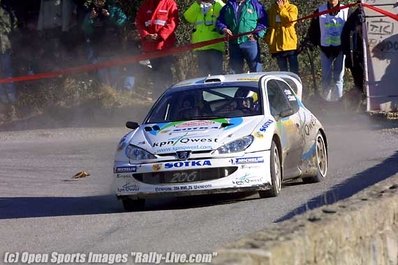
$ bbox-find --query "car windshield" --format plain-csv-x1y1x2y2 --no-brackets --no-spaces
146,86,262,123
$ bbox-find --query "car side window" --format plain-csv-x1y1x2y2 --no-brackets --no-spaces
267,80,292,118
276,80,299,113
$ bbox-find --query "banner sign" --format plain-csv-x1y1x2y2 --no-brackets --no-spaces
363,0,398,112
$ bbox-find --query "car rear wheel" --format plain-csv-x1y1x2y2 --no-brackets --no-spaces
259,140,282,198
122,198,145,211
303,132,328,183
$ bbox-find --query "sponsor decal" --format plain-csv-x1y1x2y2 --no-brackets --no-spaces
254,132,264,138
116,173,133,178
231,157,264,165
152,137,218,147
232,174,263,186
114,166,137,173
155,187,173,192
152,164,162,171
192,184,212,189
171,184,212,191
117,183,139,192
259,119,273,132
175,120,218,128
304,115,317,135
148,118,244,135
157,145,211,153
164,160,212,169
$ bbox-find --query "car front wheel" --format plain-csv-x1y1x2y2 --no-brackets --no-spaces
259,140,282,198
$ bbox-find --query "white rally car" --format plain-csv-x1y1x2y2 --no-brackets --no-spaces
114,72,328,211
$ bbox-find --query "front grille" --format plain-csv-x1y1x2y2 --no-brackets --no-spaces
156,150,212,157
134,167,237,185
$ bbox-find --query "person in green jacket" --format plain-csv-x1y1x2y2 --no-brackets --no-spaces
265,0,299,74
184,0,225,76
216,0,268,74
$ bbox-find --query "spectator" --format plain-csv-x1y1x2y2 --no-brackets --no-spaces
341,5,365,99
0,0,18,106
183,0,225,76
82,0,127,87
135,0,179,99
304,0,349,102
265,0,299,75
37,0,77,70
216,0,267,74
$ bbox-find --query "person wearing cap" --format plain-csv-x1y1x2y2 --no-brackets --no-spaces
265,0,299,75
135,0,179,98
216,0,268,74
183,0,225,76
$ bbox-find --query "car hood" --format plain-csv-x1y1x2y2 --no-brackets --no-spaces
129,117,264,154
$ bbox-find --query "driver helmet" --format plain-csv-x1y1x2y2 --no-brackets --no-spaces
235,88,259,111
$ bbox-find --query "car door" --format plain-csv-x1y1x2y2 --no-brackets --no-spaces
266,79,303,179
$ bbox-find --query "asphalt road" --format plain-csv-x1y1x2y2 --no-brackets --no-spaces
0,106,398,262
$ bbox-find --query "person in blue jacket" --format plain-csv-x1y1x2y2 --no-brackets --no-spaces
216,0,267,74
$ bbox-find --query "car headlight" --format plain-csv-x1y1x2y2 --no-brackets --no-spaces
125,145,156,160
217,135,254,154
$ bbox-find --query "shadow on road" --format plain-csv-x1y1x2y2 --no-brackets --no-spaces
0,195,123,219
0,192,258,219
276,150,398,222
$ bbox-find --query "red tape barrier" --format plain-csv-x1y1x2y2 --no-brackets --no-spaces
362,2,398,21
294,2,358,22
0,1,397,85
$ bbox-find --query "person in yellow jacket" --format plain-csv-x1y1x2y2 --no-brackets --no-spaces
184,0,225,76
265,0,299,74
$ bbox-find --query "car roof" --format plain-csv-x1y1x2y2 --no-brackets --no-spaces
171,71,301,89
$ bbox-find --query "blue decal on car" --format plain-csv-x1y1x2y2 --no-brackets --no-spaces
164,160,212,169
114,166,137,173
232,157,264,164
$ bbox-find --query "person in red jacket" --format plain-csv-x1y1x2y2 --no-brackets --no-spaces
135,0,179,99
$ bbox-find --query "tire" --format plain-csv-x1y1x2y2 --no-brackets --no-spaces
303,132,328,183
259,140,282,198
122,198,145,212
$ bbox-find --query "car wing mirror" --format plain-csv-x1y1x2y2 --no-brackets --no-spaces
126,121,139,130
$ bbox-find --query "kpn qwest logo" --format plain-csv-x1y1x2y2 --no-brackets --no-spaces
152,137,217,147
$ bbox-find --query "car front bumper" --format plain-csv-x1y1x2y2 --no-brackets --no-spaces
114,152,271,199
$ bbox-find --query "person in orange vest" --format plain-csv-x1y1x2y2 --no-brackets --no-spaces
184,0,225,76
135,0,179,99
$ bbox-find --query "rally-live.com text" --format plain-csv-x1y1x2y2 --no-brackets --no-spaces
3,251,217,264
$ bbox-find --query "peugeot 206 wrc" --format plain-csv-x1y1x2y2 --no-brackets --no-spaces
113,72,328,211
